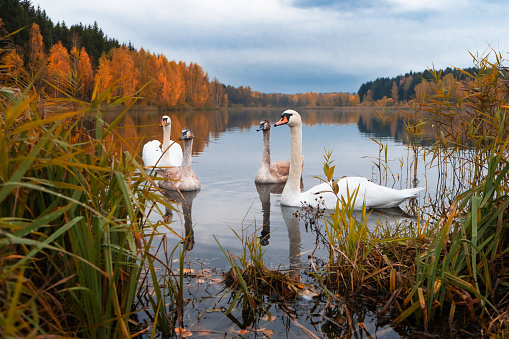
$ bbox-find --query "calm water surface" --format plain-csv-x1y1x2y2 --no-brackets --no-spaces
109,107,434,337
124,107,425,269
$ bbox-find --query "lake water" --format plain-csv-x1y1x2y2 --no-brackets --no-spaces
124,107,429,268
107,106,435,337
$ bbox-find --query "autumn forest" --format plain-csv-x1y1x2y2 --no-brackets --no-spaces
1,0,480,108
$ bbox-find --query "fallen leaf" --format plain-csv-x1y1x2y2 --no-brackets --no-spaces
358,322,365,329
261,315,275,322
262,329,274,336
299,289,320,300
174,328,192,337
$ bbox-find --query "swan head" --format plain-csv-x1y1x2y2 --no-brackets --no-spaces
274,109,301,128
179,127,193,140
256,120,270,132
160,115,171,128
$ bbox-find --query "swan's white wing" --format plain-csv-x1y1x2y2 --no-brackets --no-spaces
168,142,183,166
339,177,423,209
142,140,162,167
294,177,423,210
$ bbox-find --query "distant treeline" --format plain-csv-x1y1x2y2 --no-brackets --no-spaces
0,0,479,109
357,67,478,104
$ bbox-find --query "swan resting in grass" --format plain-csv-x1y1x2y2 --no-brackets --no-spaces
273,109,425,210
159,127,200,191
142,115,183,168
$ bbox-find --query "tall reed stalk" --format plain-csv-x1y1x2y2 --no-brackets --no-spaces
0,40,184,337
317,48,509,335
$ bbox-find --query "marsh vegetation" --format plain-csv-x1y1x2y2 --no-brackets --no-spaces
1,31,509,338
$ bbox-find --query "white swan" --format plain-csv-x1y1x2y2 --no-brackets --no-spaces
255,119,292,184
273,109,425,210
159,128,200,191
142,115,183,168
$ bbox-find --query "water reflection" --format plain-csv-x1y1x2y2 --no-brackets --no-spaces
162,189,199,251
103,107,434,164
280,205,302,281
359,207,418,231
255,183,285,246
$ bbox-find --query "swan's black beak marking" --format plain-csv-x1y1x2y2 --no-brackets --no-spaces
160,117,168,127
256,122,265,132
274,113,292,127
179,128,191,140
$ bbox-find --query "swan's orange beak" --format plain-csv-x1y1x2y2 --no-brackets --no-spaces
160,120,167,127
274,114,289,127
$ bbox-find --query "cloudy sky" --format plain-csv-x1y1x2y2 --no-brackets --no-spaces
36,0,509,94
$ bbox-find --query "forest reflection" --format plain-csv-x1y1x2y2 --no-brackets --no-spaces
103,106,437,163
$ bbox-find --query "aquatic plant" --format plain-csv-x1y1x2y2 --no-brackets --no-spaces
0,41,190,337
314,48,509,335
216,223,304,315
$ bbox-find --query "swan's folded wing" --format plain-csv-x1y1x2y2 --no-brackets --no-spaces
168,142,184,166
271,160,291,177
142,140,162,167
346,179,422,209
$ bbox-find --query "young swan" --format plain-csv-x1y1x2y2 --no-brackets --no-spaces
274,109,425,210
159,128,200,191
142,115,183,168
254,119,292,184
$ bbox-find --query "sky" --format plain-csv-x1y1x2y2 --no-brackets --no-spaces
35,0,509,94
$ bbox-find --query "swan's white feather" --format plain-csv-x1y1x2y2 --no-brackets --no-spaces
142,116,183,168
275,110,425,210
296,177,424,210
142,140,183,167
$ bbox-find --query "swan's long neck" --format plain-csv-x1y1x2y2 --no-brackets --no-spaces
261,129,271,167
162,125,171,162
181,138,193,176
281,121,303,203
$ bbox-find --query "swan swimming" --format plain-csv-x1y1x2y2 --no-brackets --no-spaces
142,115,183,168
255,119,292,184
159,127,201,191
273,109,425,210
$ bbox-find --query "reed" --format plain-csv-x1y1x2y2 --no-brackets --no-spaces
0,44,187,337
314,49,509,334
216,224,303,315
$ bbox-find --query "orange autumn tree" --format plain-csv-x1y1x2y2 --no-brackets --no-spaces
154,55,170,106
134,47,157,104
210,78,227,107
27,23,46,91
184,62,210,108
95,53,113,94
157,54,183,107
71,46,94,100
1,48,24,85
47,41,71,97
110,46,139,99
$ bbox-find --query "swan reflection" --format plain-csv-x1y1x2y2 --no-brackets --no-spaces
348,207,418,231
162,189,200,251
280,205,302,280
255,183,285,246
